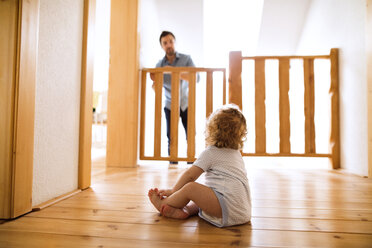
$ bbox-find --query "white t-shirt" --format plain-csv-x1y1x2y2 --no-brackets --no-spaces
194,145,251,226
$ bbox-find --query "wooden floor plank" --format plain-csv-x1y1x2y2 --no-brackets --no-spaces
1,217,372,247
26,208,372,234
252,207,372,221
52,196,372,212
1,157,372,247
70,189,372,203
28,205,372,223
0,230,220,248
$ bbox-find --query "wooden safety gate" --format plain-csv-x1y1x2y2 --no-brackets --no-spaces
228,48,340,168
140,67,226,163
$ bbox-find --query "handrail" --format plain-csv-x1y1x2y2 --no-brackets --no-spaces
142,67,226,73
241,55,330,60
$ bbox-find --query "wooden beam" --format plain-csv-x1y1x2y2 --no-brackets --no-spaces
229,51,242,110
107,0,139,167
187,73,196,160
78,0,95,190
206,71,213,118
255,59,266,154
329,50,340,169
304,59,316,154
279,58,291,153
170,72,180,160
222,70,226,105
139,71,147,159
153,72,163,158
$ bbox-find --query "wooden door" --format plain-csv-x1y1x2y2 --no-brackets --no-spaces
0,0,39,219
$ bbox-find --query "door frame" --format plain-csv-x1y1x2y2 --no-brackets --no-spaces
78,0,96,189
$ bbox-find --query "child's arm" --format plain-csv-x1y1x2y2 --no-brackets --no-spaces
159,165,204,198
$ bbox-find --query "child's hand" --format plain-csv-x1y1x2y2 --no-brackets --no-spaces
158,189,173,198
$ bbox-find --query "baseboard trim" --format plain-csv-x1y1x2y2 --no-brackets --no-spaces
32,189,82,211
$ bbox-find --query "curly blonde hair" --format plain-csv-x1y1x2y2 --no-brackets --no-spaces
205,104,247,150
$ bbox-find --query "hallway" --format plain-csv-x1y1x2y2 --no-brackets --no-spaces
0,158,372,247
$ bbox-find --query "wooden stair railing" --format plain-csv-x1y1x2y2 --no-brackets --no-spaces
140,67,226,162
229,49,340,169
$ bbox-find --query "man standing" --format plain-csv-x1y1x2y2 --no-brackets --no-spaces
152,31,197,165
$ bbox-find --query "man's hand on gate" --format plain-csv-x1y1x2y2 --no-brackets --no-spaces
180,72,190,82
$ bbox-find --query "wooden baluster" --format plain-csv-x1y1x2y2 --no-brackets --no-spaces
206,71,213,118
139,70,147,159
255,59,266,154
223,70,226,105
304,59,316,154
187,72,196,160
153,72,162,158
170,72,180,160
279,59,291,153
229,51,243,110
329,48,340,169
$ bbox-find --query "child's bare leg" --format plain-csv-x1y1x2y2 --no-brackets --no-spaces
184,201,200,216
148,188,190,219
148,188,162,212
161,205,188,219
161,201,199,219
149,183,221,219
163,182,222,218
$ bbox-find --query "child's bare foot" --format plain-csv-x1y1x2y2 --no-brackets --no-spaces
161,204,189,219
148,188,162,212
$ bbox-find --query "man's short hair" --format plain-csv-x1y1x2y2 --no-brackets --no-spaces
159,31,176,44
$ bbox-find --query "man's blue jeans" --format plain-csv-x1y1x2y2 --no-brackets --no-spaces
164,107,188,164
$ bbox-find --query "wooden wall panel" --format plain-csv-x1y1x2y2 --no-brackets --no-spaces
0,0,18,219
107,0,139,167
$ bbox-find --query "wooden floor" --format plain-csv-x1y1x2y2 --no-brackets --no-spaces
1,156,372,247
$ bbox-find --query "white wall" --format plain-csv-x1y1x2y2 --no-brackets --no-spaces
93,0,110,92
204,0,264,67
297,0,368,176
256,0,311,55
139,0,204,68
33,0,84,206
